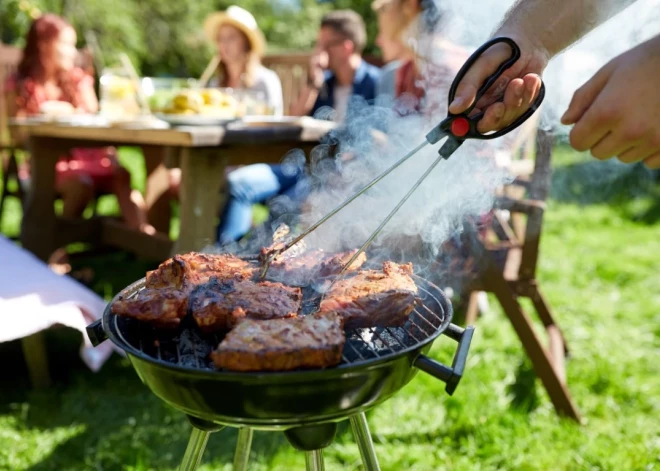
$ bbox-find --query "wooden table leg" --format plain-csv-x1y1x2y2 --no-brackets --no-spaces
21,137,60,261
143,145,173,235
21,332,51,389
174,148,228,254
20,136,65,389
485,261,581,422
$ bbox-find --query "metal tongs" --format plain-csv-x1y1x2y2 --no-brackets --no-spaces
260,37,546,280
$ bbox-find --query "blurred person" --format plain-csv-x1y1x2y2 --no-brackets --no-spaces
4,14,154,235
203,5,283,115
372,0,413,100
384,0,467,116
160,6,284,235
447,0,660,169
290,10,381,122
216,10,380,246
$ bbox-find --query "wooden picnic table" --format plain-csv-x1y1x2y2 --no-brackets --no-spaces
10,118,334,262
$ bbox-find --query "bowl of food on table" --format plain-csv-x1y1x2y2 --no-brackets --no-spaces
154,87,242,126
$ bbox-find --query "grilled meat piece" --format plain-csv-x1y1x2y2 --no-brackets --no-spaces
210,313,346,371
111,288,188,328
266,249,367,286
146,252,255,292
318,261,418,329
191,279,302,332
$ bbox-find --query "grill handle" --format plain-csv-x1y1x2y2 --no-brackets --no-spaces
414,324,475,396
86,319,108,347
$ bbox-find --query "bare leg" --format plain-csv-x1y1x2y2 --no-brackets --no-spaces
52,175,94,274
143,145,174,234
112,166,155,234
58,175,94,219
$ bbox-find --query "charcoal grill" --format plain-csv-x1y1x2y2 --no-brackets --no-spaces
87,274,474,471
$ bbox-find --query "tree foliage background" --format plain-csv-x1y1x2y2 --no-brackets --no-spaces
0,0,380,77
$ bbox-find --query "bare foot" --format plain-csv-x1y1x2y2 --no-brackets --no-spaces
49,262,72,275
140,223,157,235
48,248,72,275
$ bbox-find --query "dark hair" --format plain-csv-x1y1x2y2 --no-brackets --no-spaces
419,0,442,33
320,10,367,54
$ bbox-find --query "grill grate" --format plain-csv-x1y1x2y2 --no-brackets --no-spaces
112,275,450,371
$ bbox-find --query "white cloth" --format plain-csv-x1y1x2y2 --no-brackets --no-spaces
333,84,352,123
0,236,115,371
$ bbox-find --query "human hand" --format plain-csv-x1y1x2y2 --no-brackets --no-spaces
561,35,660,169
448,32,549,134
308,50,328,89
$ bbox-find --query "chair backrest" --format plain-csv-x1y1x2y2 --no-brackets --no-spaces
0,43,23,145
518,127,553,281
262,53,310,116
472,108,553,284
492,114,554,282
262,53,384,116
0,43,97,145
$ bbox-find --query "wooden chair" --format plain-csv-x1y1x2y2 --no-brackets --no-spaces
0,44,25,235
0,44,108,232
0,43,106,389
461,125,581,422
262,53,384,116
262,53,310,116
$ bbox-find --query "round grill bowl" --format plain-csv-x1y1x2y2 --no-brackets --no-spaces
88,276,474,430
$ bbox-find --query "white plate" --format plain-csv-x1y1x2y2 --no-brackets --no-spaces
240,115,303,126
155,113,237,127
52,114,109,127
110,116,170,129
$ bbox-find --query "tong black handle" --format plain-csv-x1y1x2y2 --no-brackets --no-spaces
448,37,520,115
414,324,475,395
444,36,546,141
86,319,107,347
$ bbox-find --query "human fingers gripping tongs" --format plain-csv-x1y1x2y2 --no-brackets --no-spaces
260,37,546,280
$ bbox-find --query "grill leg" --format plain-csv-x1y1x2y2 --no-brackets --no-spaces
304,450,325,471
179,428,211,471
232,427,254,471
350,412,381,471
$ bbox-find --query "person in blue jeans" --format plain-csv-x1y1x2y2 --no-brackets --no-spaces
217,9,381,245
217,162,308,244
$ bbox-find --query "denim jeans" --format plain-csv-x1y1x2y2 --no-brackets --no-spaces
217,163,307,244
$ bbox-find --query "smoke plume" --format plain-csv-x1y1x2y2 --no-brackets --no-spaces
212,0,660,294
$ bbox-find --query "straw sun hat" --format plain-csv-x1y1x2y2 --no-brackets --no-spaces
203,6,266,57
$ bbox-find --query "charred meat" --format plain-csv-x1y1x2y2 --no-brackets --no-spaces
210,313,346,371
265,249,367,286
145,253,255,292
191,279,302,332
111,289,188,329
318,261,418,329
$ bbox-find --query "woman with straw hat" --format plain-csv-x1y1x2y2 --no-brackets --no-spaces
203,5,283,115
205,6,303,246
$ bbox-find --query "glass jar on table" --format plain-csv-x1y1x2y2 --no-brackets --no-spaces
99,67,141,120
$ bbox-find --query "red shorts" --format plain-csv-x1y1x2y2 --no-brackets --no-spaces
55,147,117,192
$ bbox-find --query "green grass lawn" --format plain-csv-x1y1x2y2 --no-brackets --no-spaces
0,147,658,470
